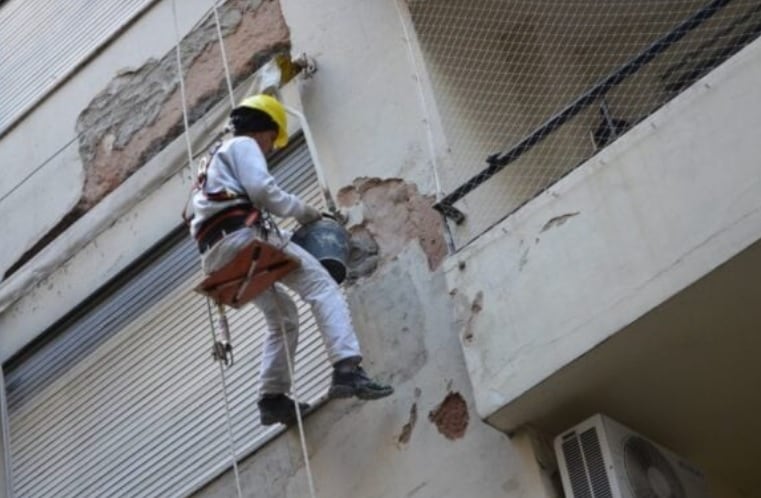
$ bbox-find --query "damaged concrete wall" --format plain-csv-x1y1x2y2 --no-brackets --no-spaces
339,178,447,283
76,0,288,212
191,1,557,495
1,0,290,278
1,0,559,496
192,176,561,496
193,245,535,498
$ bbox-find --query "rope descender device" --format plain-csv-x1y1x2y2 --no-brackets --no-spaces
211,303,235,367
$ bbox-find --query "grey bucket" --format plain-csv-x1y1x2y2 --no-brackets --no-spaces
291,218,350,284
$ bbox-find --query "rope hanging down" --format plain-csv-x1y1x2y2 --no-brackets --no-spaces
171,1,244,496
272,289,318,498
173,1,319,497
207,0,319,495
207,1,319,495
211,0,236,109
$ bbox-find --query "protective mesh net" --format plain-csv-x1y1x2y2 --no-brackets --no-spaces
408,0,761,246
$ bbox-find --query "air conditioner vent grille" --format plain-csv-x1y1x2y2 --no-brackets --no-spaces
580,428,614,498
561,433,594,498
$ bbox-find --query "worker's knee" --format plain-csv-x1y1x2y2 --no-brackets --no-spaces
277,296,300,331
298,267,341,305
255,289,299,331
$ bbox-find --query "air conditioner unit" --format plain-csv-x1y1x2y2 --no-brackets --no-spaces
554,414,712,498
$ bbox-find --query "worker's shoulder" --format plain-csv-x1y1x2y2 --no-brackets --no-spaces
220,135,253,149
219,135,261,155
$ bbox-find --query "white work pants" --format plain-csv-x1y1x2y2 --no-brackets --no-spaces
201,227,361,395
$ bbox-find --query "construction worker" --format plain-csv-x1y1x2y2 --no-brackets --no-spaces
190,94,393,426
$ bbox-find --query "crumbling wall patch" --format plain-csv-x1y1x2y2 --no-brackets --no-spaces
338,177,447,279
428,391,469,440
345,225,380,283
397,402,418,446
540,211,580,233
462,291,483,343
8,1,291,276
76,0,290,211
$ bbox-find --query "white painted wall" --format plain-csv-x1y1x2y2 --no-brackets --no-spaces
280,0,449,198
444,37,761,425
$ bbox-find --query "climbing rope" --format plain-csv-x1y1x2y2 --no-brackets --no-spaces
171,0,194,168
211,0,236,110
271,287,318,498
171,1,243,496
207,3,318,495
172,1,318,496
204,298,244,498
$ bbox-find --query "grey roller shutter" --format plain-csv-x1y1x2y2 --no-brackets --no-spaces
4,136,332,497
0,0,156,134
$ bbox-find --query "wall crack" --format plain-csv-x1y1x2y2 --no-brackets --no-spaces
540,211,580,232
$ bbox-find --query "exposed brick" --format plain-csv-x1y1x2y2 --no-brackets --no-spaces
76,0,290,211
7,1,292,276
428,392,469,440
338,178,447,276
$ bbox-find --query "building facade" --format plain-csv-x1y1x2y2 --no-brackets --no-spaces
1,1,759,497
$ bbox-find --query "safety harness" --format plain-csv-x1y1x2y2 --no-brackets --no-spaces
182,142,267,254
195,205,260,253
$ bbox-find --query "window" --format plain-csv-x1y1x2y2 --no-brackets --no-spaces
0,0,155,135
3,136,330,497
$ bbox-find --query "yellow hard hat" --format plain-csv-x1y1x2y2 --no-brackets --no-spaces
236,94,288,149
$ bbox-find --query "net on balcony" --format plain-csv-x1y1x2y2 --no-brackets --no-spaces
407,0,761,247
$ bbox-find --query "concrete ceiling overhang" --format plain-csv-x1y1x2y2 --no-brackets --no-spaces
488,237,761,496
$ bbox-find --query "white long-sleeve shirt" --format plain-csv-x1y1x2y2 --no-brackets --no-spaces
190,136,310,237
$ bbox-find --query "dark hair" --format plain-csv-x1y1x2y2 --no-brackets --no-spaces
230,107,278,136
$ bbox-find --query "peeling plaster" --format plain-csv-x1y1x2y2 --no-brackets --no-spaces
7,0,290,277
396,402,418,446
76,0,289,211
338,177,447,274
346,225,380,283
462,291,483,343
428,391,469,440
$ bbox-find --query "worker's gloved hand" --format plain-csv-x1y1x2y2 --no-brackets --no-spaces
321,210,348,225
296,205,321,225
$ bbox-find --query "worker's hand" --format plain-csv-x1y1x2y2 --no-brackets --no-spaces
296,205,321,225
321,210,348,225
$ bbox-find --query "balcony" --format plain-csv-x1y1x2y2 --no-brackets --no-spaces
442,35,761,497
